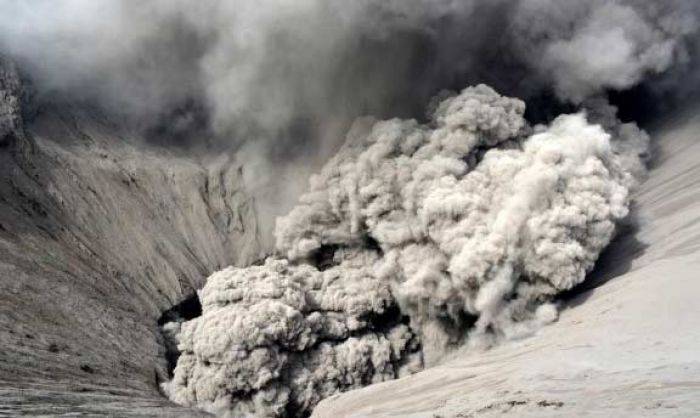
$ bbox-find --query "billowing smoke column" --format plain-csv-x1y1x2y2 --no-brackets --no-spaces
166,257,421,417
277,86,646,351
0,1,697,235
165,86,647,416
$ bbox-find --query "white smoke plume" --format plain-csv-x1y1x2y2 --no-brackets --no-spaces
167,85,648,415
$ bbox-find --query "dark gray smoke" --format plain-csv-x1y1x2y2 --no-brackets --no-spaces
2,1,697,124
1,1,698,233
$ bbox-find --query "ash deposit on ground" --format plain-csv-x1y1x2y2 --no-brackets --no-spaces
1,1,700,417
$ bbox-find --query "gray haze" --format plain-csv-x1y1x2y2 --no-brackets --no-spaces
1,0,697,125
2,1,697,112
1,1,698,234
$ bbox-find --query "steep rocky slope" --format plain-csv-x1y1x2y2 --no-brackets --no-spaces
312,111,700,416
0,58,263,416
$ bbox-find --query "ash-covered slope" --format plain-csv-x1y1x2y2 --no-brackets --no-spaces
0,58,263,416
311,110,700,417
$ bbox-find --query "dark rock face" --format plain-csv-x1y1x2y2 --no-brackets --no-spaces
0,58,264,416
0,56,23,147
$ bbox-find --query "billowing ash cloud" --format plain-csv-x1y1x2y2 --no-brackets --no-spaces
166,86,647,415
1,0,696,130
165,257,421,417
275,85,646,352
1,0,696,234
511,0,699,102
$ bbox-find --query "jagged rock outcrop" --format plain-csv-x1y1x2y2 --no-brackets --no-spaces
0,56,23,147
0,58,263,416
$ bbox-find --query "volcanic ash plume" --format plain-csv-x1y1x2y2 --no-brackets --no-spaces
166,85,647,416
165,256,421,417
